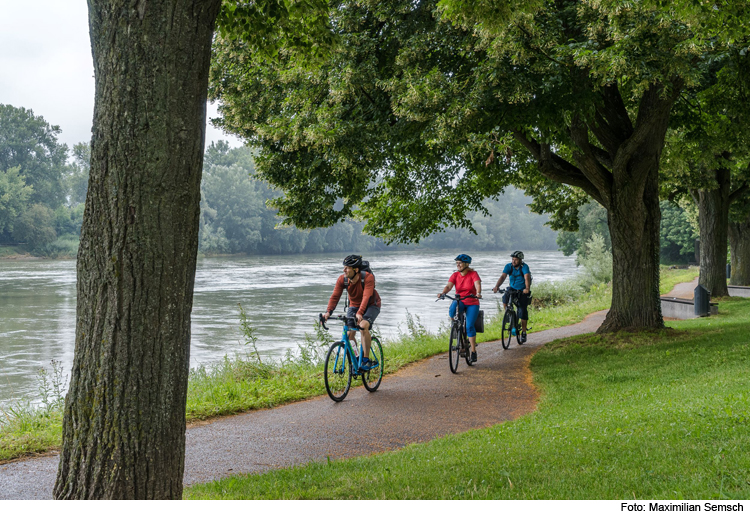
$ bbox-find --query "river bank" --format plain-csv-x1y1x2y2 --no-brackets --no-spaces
0,249,580,405
0,267,698,463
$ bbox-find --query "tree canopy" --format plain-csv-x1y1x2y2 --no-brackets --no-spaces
210,0,745,330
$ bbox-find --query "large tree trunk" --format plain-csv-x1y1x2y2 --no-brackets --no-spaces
729,213,750,286
54,0,221,500
697,163,731,297
597,136,664,332
516,81,678,331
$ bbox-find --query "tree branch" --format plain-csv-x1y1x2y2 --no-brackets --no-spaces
614,79,683,177
588,82,633,154
568,114,614,196
512,129,604,205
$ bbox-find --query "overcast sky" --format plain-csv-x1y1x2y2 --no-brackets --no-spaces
0,0,242,150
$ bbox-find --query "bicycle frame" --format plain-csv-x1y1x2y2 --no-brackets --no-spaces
497,288,523,348
321,315,367,374
437,293,476,371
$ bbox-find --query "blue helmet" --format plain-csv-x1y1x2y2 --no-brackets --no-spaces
455,254,472,264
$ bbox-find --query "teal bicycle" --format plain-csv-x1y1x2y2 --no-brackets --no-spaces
319,314,384,402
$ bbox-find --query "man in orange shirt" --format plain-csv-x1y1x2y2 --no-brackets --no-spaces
322,255,382,369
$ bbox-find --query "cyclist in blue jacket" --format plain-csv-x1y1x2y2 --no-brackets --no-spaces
492,250,531,343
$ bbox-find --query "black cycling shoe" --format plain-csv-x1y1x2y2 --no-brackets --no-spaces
471,350,477,363
521,332,527,344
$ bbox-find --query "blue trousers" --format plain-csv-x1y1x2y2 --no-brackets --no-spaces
449,301,480,338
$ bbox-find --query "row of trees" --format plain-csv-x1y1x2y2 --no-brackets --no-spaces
54,0,750,499
0,104,89,254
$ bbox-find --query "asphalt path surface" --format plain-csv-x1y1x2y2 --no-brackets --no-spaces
1,309,611,499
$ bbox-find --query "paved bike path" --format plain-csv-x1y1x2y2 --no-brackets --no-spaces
0,310,607,500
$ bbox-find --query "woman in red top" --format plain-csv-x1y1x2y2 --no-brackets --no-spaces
437,254,482,362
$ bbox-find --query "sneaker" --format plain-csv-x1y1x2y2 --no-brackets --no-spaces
521,332,527,343
359,357,371,370
471,350,477,363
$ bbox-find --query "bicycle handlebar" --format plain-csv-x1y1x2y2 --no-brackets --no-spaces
436,293,478,302
318,313,360,330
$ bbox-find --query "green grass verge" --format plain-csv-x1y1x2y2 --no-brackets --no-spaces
185,295,749,500
0,409,63,462
0,267,698,463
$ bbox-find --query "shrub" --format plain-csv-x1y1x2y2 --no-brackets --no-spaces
529,278,586,308
577,233,613,287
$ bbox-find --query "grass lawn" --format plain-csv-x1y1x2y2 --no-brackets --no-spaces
185,295,749,499
0,267,699,463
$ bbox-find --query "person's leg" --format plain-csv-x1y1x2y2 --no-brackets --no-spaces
519,294,529,340
346,306,358,353
464,304,479,354
502,291,510,312
359,319,371,358
359,306,380,366
448,300,458,318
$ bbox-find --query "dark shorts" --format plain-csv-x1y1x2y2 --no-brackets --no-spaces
502,289,530,320
347,305,380,326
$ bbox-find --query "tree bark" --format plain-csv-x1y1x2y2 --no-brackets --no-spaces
697,163,731,297
54,0,221,500
729,213,750,286
597,131,664,332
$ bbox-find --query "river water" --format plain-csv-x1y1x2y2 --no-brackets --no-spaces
0,249,577,405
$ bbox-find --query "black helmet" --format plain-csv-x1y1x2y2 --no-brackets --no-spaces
510,250,524,260
455,254,472,264
343,254,363,268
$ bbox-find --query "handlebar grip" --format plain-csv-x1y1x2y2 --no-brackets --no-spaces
318,313,329,330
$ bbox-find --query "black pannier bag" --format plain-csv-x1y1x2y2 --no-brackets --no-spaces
475,310,485,333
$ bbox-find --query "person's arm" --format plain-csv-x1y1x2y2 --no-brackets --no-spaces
493,273,507,293
524,273,531,294
438,281,455,297
324,275,344,319
474,279,482,299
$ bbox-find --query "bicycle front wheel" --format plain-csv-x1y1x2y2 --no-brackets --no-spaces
501,311,514,350
362,337,383,392
448,325,460,374
324,341,352,402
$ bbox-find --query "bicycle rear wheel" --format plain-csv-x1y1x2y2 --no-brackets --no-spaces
362,337,383,392
324,341,352,402
448,325,460,374
501,311,514,350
